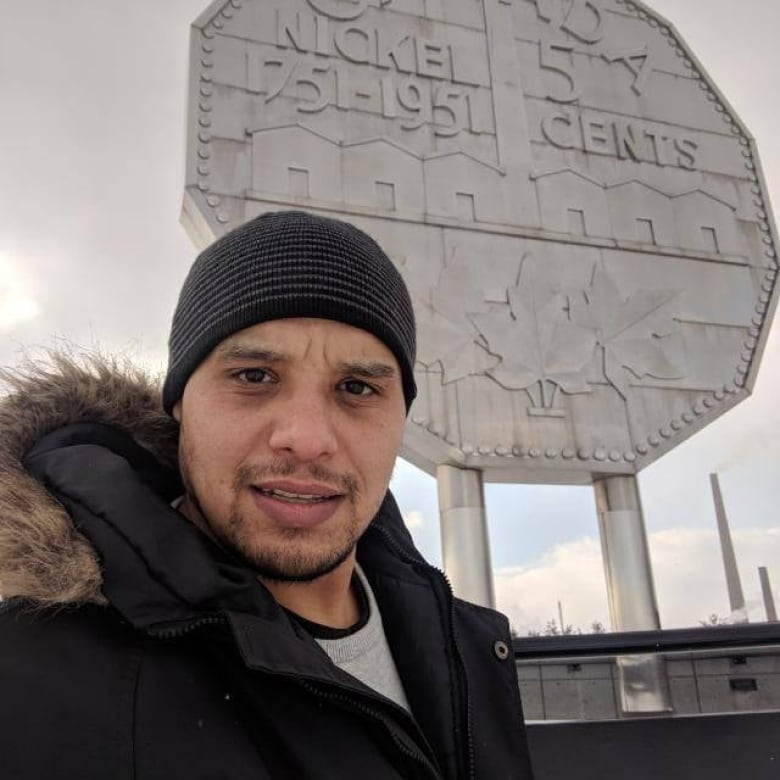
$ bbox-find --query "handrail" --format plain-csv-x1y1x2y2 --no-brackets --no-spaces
513,622,780,659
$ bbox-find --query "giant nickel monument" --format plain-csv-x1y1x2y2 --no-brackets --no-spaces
182,0,779,708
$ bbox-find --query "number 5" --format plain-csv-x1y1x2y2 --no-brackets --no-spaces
296,65,330,114
540,41,580,103
433,87,463,137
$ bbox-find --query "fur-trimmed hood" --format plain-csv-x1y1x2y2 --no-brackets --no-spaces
0,353,179,606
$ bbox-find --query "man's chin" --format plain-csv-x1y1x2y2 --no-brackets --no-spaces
232,541,356,584
198,504,361,584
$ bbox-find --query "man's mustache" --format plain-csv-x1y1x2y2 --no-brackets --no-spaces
233,461,359,499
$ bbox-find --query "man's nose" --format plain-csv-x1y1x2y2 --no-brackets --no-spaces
267,389,339,462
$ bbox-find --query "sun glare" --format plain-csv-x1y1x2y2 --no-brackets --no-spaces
0,255,40,330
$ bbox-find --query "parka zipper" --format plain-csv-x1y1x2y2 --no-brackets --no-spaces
146,614,226,639
299,680,442,779
369,525,476,780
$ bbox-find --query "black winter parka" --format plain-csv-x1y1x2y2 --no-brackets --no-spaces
0,359,533,779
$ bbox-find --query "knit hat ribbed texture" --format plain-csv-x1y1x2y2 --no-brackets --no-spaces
163,210,417,413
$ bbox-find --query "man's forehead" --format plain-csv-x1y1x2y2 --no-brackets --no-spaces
213,319,400,374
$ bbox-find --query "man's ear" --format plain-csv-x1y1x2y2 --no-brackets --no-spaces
172,401,182,423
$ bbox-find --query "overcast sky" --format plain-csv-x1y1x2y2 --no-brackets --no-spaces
2,0,779,633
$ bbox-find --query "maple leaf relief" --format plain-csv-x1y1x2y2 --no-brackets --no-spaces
569,266,685,399
413,259,499,384
472,257,596,406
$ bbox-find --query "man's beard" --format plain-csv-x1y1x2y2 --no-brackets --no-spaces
180,447,363,583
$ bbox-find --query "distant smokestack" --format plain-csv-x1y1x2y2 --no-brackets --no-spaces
759,567,777,622
709,473,748,622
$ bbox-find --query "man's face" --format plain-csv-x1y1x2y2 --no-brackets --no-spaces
173,317,406,582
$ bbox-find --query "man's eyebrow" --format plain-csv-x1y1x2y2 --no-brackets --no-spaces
338,360,398,379
215,343,286,362
214,347,396,378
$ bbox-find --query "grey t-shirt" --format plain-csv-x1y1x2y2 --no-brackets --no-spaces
315,564,410,712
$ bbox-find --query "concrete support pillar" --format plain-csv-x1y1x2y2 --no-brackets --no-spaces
437,465,495,608
594,476,660,631
594,475,671,713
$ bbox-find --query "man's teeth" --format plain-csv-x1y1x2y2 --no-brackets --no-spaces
258,487,332,503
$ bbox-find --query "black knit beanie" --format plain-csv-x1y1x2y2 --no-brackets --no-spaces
163,210,417,413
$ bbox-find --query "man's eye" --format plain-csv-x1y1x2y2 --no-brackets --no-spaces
341,379,374,396
236,368,271,384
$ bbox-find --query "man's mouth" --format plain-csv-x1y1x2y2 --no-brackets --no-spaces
248,481,345,528
254,487,339,504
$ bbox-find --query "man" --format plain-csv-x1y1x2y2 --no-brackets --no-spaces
0,210,533,778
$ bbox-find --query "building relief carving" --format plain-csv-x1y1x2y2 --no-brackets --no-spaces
471,255,597,409
184,0,779,480
411,250,684,413
568,266,683,399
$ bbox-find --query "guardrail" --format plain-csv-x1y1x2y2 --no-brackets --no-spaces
513,622,780,659
515,623,780,778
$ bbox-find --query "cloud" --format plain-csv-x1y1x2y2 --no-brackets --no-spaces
391,460,442,567
495,528,780,635
650,527,780,627
0,256,39,331
495,537,609,635
403,510,425,530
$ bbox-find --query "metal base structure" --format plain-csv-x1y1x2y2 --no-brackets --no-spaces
594,475,672,713
437,465,495,609
437,469,673,709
